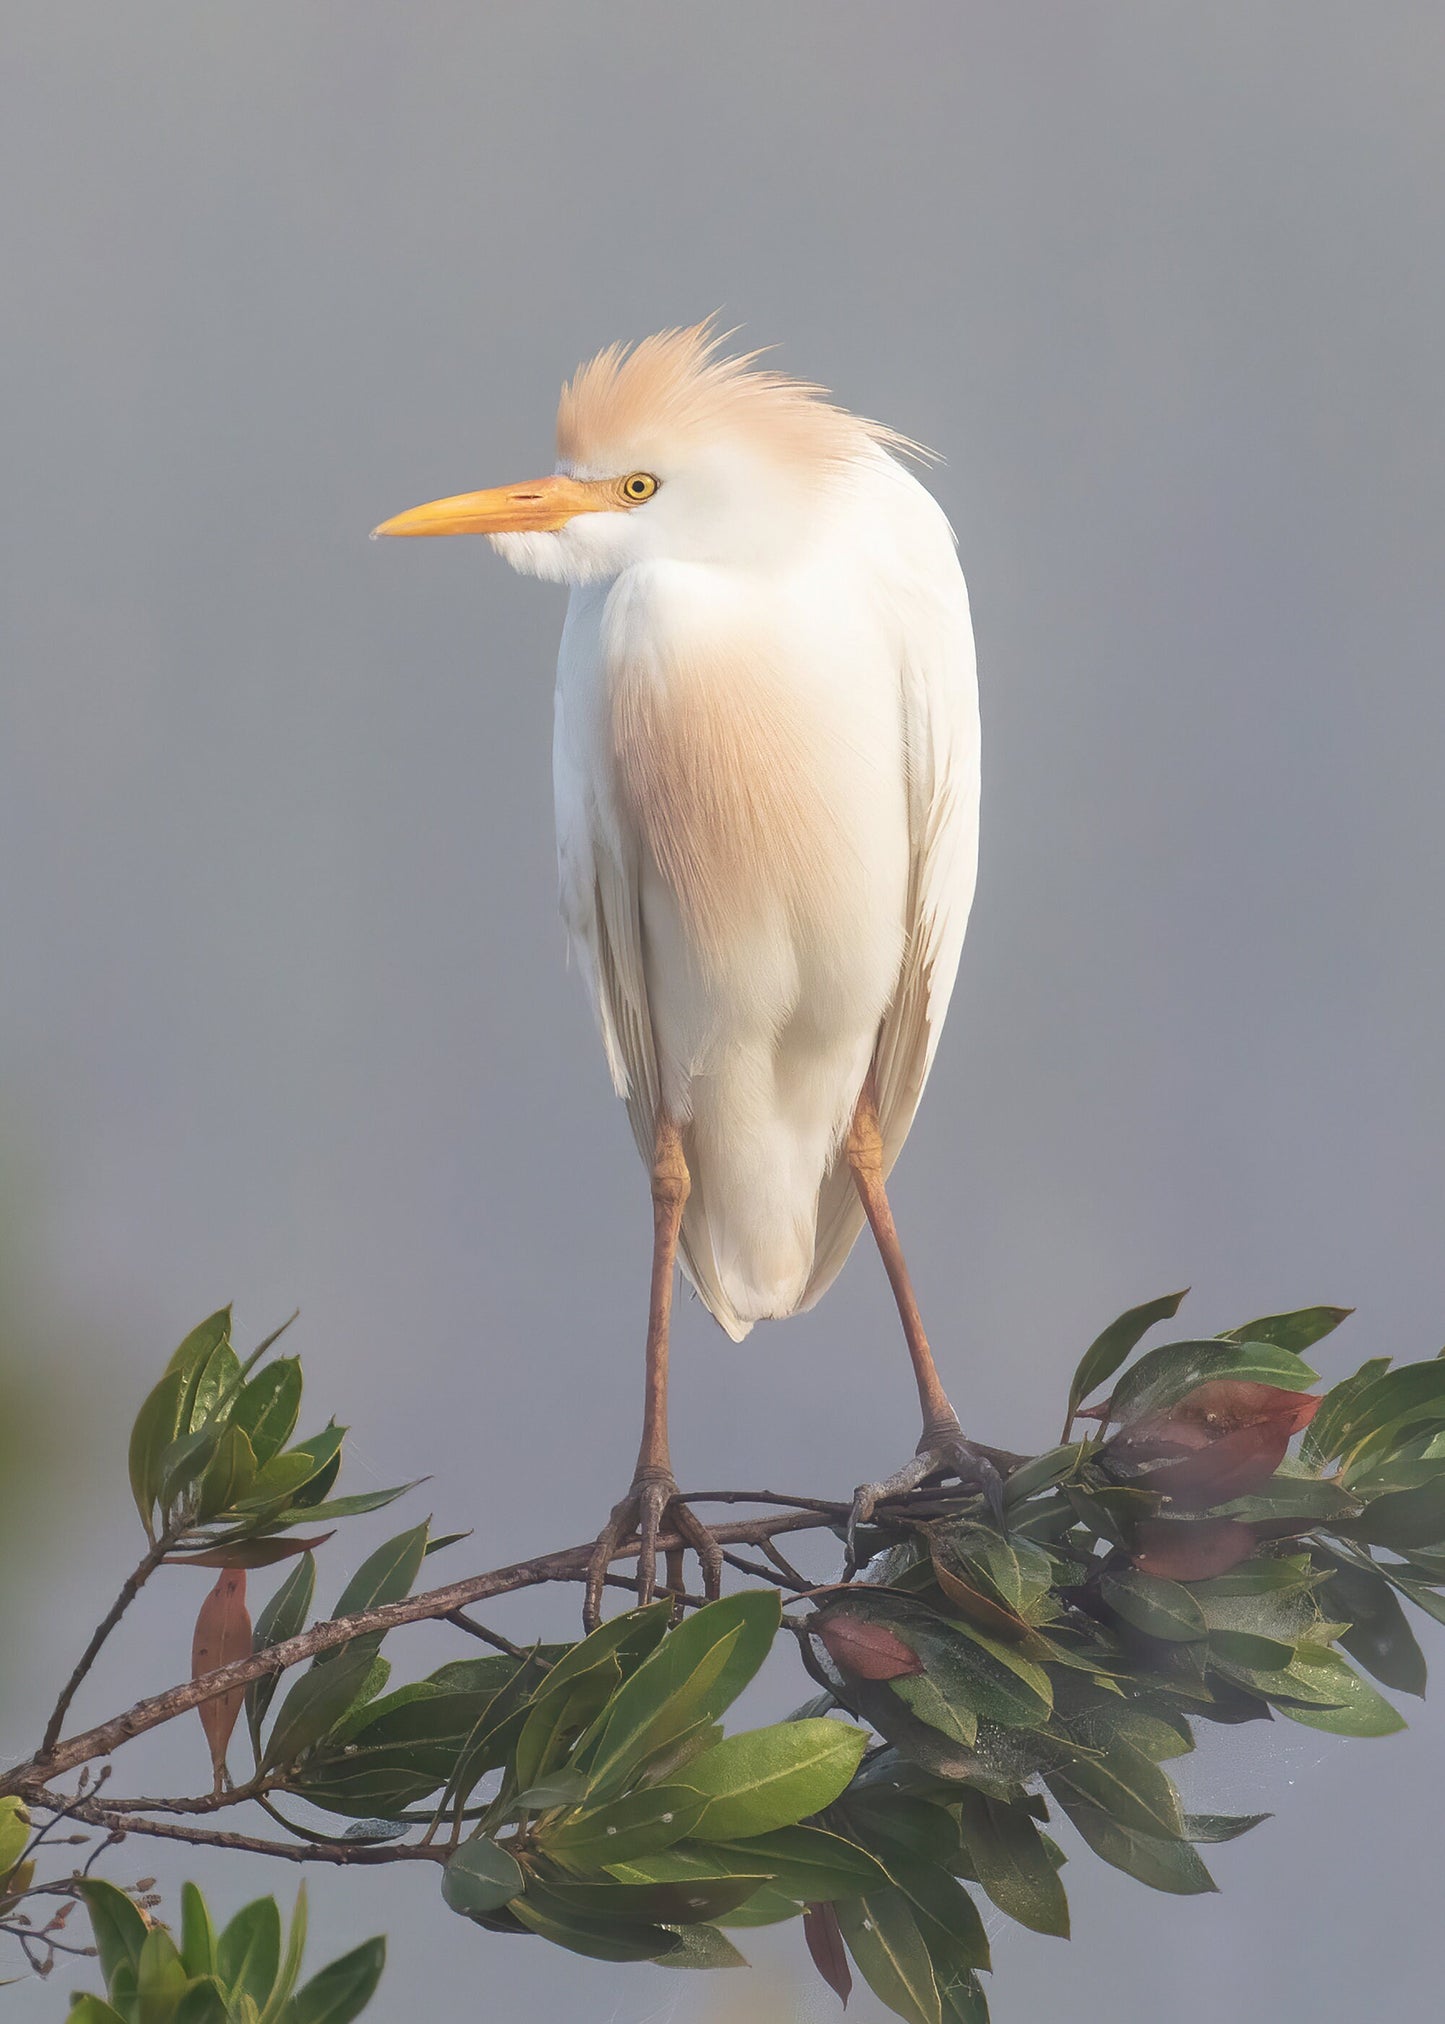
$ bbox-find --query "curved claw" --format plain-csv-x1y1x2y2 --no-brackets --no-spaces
583,1475,724,1631
845,1433,1008,1575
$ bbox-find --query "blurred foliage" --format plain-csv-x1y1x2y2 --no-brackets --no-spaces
65,1878,382,2024
13,1294,1445,2022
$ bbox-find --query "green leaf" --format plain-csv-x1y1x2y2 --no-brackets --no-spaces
1183,1811,1270,1842
683,1720,868,1840
1045,1740,1184,1840
128,1369,187,1532
543,1784,709,1868
935,1524,1055,1620
66,2001,129,2024
0,1798,28,1877
1063,1806,1217,1894
233,1361,304,1467
1303,1357,1392,1466
441,1837,525,1917
955,1790,1070,1937
1065,1289,1190,1430
894,1673,978,1747
247,1553,317,1753
172,1980,230,2024
890,1860,992,1974
510,1882,677,1962
279,1936,384,2024
196,1424,259,1522
1338,1361,1445,1446
1316,1551,1428,1696
534,1870,767,1925
1100,1569,1208,1641
264,1646,378,1771
178,1882,217,1979
1273,1647,1406,1736
1108,1340,1317,1426
323,1523,429,1644
654,1924,749,1968
135,1927,189,2019
217,1897,281,2011
1348,1477,1445,1551
256,1886,308,2024
1003,1444,1088,1507
76,1879,149,1990
580,1591,780,1795
836,1890,943,2024
267,1486,419,1528
514,1664,619,1795
706,1824,891,1901
1220,1306,1352,1353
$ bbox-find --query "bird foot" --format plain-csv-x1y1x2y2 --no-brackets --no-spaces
846,1421,1006,1573
583,1468,723,1631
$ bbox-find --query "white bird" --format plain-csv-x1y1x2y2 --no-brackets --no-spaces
376,324,982,1622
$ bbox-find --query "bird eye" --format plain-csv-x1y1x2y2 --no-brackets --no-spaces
621,472,659,502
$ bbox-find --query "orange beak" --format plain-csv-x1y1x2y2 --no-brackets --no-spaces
371,473,614,539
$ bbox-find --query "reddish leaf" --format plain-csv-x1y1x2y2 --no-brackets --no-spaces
814,1610,924,1681
175,1530,335,1569
804,1901,852,2008
192,1570,252,1786
1105,1381,1323,1507
930,1555,1033,1640
1131,1517,1257,1581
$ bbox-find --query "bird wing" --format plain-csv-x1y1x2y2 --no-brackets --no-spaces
555,670,752,1337
799,542,980,1312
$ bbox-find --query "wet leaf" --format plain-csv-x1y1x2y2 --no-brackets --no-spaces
657,1924,749,1967
177,1532,335,1571
1183,1811,1271,1842
263,1644,378,1771
955,1790,1070,1937
192,1569,252,1782
511,1879,679,1961
1273,1647,1406,1736
1347,1476,1445,1551
1099,1568,1207,1641
1046,1740,1184,1840
1303,1358,1392,1466
1062,1806,1216,1894
1104,1382,1321,1508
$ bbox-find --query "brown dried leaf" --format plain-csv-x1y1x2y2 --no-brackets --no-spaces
192,1569,252,1786
177,1530,335,1569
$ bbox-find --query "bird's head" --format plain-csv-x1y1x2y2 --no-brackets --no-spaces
373,322,917,584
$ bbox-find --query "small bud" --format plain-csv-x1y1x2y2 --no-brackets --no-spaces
814,1610,924,1681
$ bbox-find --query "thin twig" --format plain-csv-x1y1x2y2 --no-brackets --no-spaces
444,1612,527,1657
26,1791,445,1868
40,1535,174,1757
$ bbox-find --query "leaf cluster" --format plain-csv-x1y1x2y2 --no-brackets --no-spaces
127,1310,414,1569
66,1879,381,2024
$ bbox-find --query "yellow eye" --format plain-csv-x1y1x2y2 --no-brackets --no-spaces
621,472,659,503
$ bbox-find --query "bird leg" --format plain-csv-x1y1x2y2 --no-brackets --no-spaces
583,1116,723,1629
843,1074,1003,1566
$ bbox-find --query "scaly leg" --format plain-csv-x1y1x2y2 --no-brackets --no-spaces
584,1117,723,1629
844,1073,1002,1563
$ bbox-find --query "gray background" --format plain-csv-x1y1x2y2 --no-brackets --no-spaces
3,3,1444,2019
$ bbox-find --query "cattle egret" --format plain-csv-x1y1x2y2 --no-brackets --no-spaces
376,325,982,1623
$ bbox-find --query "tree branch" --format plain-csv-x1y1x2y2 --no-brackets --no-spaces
5,1504,843,1800
25,1791,446,1868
